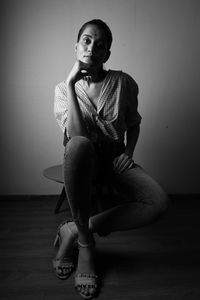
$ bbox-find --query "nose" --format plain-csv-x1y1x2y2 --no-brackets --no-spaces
87,42,95,54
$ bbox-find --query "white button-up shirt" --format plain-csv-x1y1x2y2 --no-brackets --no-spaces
54,70,141,143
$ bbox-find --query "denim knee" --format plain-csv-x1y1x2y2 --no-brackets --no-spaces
65,136,94,156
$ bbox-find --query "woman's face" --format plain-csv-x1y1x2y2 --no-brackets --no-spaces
75,24,110,69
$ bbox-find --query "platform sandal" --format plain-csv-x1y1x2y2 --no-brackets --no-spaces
52,219,77,280
74,241,98,299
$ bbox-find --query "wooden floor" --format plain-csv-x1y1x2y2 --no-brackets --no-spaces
0,195,200,300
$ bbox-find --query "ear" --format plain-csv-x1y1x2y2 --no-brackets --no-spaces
103,50,111,63
74,43,78,53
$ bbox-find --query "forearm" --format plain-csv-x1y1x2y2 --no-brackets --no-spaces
125,125,140,158
66,82,87,137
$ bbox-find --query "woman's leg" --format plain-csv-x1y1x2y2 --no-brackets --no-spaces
89,165,169,236
63,136,95,230
55,136,96,260
63,136,97,294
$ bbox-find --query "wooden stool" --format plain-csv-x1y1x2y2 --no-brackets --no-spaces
43,164,66,214
43,164,115,214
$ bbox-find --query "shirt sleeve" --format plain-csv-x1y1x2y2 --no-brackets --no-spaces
124,73,142,128
54,82,68,133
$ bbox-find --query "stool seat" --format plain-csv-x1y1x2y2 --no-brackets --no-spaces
43,164,114,214
43,164,63,184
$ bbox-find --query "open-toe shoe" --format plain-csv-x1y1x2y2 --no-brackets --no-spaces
74,241,98,299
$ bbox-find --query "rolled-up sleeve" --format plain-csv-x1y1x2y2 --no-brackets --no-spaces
54,82,68,133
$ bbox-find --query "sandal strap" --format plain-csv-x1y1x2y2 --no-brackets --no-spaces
75,273,98,287
78,240,94,248
53,258,74,269
77,235,96,248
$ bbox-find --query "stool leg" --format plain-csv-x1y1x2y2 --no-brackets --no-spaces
54,186,66,214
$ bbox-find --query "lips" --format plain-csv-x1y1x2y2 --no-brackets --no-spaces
83,55,94,64
83,54,98,64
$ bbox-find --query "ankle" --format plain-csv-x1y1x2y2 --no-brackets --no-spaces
78,239,95,248
78,233,94,246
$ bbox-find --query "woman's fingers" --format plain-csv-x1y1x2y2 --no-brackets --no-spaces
117,159,132,174
66,61,91,84
79,61,92,75
113,154,128,169
113,154,134,174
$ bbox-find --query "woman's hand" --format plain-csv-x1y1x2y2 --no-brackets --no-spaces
113,153,134,174
66,60,91,85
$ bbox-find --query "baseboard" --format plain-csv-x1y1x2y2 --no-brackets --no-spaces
169,194,200,200
0,194,200,201
0,194,60,201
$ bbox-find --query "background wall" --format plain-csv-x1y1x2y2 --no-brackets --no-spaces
0,0,199,195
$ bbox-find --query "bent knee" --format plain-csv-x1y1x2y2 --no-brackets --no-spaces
66,136,94,154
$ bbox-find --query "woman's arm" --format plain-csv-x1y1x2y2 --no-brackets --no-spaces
66,82,87,137
113,124,140,174
65,61,89,138
125,124,140,157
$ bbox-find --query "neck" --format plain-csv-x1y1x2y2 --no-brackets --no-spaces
85,68,107,83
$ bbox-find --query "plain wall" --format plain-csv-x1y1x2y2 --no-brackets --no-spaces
0,0,200,195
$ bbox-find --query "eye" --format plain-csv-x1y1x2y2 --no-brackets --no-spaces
82,37,91,45
96,42,106,50
97,42,103,48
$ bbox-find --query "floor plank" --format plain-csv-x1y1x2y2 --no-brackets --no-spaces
0,195,200,299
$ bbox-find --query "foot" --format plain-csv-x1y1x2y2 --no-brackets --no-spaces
53,220,78,279
75,240,98,299
55,221,77,260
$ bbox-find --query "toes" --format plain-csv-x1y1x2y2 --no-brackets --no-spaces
82,288,89,297
62,268,68,276
57,269,62,275
56,266,73,278
89,286,96,295
76,285,81,292
79,285,97,297
63,266,73,276
81,286,90,297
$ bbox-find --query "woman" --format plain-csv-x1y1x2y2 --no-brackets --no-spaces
54,19,169,299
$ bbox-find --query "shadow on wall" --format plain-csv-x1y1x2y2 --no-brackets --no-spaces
0,0,200,194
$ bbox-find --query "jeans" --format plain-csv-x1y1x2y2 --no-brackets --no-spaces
63,136,169,232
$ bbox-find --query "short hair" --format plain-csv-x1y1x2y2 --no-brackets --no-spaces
77,19,113,50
